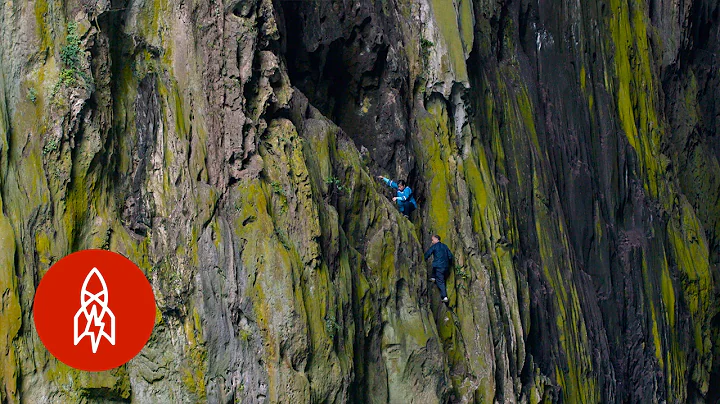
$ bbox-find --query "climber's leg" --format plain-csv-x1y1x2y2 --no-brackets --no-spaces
397,200,406,215
404,202,415,217
398,200,415,217
435,267,448,299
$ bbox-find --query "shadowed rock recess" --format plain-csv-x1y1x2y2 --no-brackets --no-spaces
0,0,718,402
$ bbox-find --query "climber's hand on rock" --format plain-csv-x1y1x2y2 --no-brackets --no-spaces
392,197,398,201
377,175,384,180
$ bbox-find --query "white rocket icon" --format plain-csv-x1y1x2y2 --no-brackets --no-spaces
74,268,116,353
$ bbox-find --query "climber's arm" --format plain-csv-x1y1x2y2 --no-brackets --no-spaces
379,177,398,189
424,244,435,260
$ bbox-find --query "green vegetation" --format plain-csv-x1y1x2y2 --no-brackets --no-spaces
420,37,434,62
429,0,468,80
270,181,284,195
60,22,81,67
324,176,348,195
234,383,245,403
2,1,716,402
27,88,38,103
51,22,88,98
59,68,76,86
454,265,469,290
324,314,341,339
43,137,59,154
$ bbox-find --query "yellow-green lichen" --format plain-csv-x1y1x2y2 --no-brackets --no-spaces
532,167,599,402
0,207,20,401
607,0,713,396
458,0,474,56
182,307,208,399
430,0,468,81
34,0,51,52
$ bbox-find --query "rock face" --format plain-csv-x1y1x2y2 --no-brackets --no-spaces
0,0,718,402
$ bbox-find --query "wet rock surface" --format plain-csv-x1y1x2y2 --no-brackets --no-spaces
0,0,718,402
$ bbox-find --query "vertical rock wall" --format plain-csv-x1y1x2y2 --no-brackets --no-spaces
0,0,718,402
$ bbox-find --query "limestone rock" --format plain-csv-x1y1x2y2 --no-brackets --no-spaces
0,0,719,402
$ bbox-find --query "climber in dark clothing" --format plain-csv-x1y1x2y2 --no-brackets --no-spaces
424,235,454,303
377,176,417,217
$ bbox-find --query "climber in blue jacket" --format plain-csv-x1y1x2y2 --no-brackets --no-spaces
424,235,454,303
377,175,417,217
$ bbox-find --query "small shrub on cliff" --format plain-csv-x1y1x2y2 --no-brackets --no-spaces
455,265,469,280
325,176,346,192
324,176,350,202
59,69,76,86
325,314,341,338
53,22,86,97
455,265,470,290
60,22,81,68
420,37,434,65
270,181,284,195
27,88,38,103
43,138,59,154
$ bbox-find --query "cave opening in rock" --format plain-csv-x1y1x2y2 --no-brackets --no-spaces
278,1,412,174
281,1,352,123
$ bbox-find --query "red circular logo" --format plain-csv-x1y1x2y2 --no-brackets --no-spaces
33,249,156,371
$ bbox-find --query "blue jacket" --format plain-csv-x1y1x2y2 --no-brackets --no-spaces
382,178,417,208
424,242,454,268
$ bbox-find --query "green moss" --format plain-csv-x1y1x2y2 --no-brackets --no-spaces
683,72,700,121
324,314,341,339
458,0,474,55
34,0,51,51
168,82,189,138
50,22,89,98
430,0,468,81
0,209,20,400
58,158,103,250
109,221,152,273
660,264,676,328
606,0,714,395
46,362,131,401
182,307,208,399
365,230,397,294
35,231,53,266
168,79,208,184
136,0,165,40
270,181,284,195
59,22,80,67
608,0,667,203
516,86,540,151
418,100,453,237
230,177,317,399
532,168,599,402
27,87,38,104
668,200,711,354
642,259,665,367
494,71,531,190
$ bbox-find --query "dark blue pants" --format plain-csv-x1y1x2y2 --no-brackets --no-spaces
398,200,415,216
433,267,450,299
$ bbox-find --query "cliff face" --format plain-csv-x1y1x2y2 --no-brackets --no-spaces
0,0,718,402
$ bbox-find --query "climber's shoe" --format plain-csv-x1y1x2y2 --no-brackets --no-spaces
430,278,436,283
442,297,449,304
